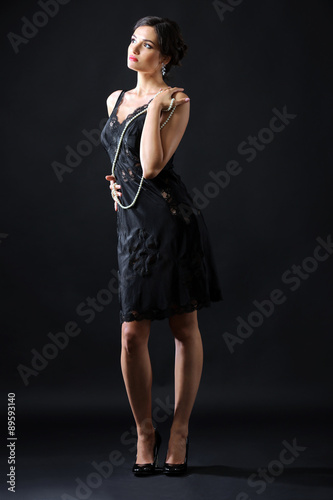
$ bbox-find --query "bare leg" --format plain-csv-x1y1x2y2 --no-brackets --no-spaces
165,310,203,463
120,319,156,464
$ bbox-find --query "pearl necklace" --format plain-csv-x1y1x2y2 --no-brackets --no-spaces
111,90,176,210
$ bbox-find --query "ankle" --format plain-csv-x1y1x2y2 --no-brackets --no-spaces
169,425,188,440
137,424,155,439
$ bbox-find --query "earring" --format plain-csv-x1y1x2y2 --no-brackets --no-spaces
161,63,166,76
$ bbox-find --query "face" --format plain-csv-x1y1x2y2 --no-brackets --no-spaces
127,25,170,76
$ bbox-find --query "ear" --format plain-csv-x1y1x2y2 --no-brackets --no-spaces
162,55,171,66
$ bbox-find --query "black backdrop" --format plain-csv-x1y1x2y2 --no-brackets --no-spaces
2,0,333,443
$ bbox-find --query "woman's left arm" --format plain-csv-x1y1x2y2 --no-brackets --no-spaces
140,89,190,179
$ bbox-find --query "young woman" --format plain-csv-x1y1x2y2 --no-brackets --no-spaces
101,16,223,476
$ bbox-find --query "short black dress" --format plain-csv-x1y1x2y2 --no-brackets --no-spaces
101,90,223,324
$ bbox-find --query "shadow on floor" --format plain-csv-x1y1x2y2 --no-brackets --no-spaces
163,465,333,486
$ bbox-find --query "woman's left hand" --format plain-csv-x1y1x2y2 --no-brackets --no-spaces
105,174,122,212
150,87,190,111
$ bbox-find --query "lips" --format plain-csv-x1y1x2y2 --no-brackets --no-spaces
129,56,138,61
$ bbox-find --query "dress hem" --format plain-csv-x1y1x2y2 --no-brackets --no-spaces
119,295,223,324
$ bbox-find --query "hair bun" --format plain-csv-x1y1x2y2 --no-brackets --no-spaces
133,16,188,80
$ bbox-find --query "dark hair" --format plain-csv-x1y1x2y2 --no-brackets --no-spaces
132,16,188,82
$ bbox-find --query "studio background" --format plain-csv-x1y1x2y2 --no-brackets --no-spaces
1,1,333,499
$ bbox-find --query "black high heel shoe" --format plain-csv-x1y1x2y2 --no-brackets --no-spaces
163,435,189,475
132,428,161,476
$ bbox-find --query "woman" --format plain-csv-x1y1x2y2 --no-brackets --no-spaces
101,16,223,476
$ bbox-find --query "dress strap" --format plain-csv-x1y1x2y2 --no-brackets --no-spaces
108,90,125,118
113,90,125,112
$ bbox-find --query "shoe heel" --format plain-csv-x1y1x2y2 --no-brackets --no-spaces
132,427,161,476
163,435,189,475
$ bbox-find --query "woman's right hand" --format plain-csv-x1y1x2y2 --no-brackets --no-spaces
105,175,122,212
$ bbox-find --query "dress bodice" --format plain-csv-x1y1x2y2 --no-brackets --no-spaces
101,90,175,178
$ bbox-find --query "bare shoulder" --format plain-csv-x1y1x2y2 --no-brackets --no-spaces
106,90,123,117
173,90,190,112
174,90,189,100
169,90,190,123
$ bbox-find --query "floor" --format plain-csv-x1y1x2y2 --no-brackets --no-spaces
7,412,333,500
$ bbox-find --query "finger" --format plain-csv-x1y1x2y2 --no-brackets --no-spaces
105,175,116,181
174,96,190,106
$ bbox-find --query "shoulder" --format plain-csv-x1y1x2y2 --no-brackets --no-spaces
173,90,190,114
160,89,190,139
174,90,189,100
168,90,190,124
106,90,123,117
173,90,190,103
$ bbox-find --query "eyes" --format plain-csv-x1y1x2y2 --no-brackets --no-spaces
130,37,152,49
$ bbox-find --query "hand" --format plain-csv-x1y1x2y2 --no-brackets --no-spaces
105,174,122,212
150,86,190,112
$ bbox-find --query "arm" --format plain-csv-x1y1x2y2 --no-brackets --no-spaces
140,90,190,179
105,90,123,211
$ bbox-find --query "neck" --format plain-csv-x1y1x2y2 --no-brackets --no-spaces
133,70,167,96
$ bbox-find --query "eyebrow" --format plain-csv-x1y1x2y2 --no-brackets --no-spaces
132,34,156,46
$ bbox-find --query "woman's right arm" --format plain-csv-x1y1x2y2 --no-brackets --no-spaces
105,90,123,211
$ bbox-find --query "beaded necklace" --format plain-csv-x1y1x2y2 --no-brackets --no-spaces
111,90,176,210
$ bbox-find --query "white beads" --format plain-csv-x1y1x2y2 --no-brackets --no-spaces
111,108,147,209
111,92,176,210
166,98,175,112
160,105,176,129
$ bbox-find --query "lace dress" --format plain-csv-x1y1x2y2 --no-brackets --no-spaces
101,90,223,324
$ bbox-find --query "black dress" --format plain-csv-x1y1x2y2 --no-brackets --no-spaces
101,90,223,324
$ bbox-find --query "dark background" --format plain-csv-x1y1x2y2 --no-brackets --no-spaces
1,1,333,499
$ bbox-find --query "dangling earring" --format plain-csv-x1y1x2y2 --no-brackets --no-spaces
161,63,166,77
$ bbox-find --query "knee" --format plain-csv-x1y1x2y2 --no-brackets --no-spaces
121,322,149,355
171,325,194,343
169,311,199,342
